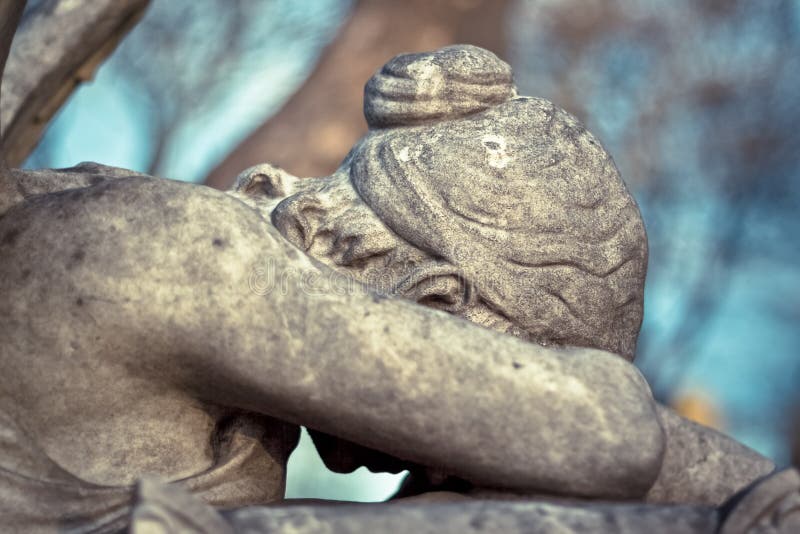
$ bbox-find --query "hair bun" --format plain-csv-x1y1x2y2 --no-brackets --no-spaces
364,45,516,129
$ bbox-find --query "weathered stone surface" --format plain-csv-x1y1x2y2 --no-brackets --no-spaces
364,44,516,129
647,405,775,506
719,468,800,534
131,479,234,534
229,498,720,534
355,91,647,360
0,44,781,532
127,469,800,534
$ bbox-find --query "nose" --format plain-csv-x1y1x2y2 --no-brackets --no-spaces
271,194,323,251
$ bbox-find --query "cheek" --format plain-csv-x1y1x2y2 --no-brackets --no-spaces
459,304,529,339
338,244,427,295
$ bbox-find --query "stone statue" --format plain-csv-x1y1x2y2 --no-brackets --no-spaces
0,45,795,533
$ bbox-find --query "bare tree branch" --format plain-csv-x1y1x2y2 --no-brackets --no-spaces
203,0,512,189
0,0,150,167
114,0,255,178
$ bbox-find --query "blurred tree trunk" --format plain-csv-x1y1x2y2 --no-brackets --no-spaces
0,0,26,151
204,0,512,189
0,0,27,214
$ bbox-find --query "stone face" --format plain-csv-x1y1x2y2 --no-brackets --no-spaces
355,93,647,360
0,44,783,533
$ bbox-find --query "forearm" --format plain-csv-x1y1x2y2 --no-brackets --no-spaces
4,173,663,499
141,211,666,499
646,404,774,506
184,260,665,498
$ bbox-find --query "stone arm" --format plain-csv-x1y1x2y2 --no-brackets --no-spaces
0,173,665,499
308,403,776,506
1,163,146,214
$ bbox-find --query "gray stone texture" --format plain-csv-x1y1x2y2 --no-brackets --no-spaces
364,45,516,128
359,69,647,359
126,469,800,533
226,498,720,534
719,468,800,534
647,405,776,506
0,44,785,532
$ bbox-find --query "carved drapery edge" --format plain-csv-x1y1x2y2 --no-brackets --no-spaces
719,468,800,534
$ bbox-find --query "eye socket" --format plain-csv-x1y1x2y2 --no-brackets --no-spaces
415,276,461,310
332,233,393,269
418,293,458,311
399,271,474,314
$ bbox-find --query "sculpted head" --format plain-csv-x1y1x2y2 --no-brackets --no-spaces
235,45,647,360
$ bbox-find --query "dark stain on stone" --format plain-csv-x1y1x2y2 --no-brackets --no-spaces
20,269,31,280
283,246,300,260
87,186,106,199
212,237,225,248
512,361,523,369
469,515,487,530
67,249,86,270
371,293,388,303
76,297,84,306
1,227,20,246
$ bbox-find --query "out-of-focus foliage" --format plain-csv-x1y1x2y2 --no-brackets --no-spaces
114,0,330,175
672,391,724,431
203,0,511,187
26,0,351,180
510,0,800,461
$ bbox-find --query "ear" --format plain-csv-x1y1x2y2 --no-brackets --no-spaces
394,261,475,314
233,163,299,199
